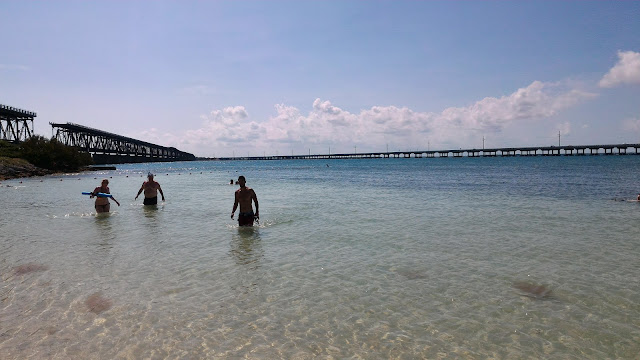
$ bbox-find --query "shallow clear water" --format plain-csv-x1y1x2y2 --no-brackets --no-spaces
1,157,639,359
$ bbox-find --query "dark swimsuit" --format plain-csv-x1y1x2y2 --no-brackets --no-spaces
95,203,110,213
143,196,158,205
94,187,111,213
238,211,255,226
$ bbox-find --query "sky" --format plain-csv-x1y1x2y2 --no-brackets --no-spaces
1,1,639,157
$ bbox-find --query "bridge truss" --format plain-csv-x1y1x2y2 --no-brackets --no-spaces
0,104,36,142
50,122,195,163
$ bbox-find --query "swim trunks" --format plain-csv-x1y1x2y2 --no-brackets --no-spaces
95,203,110,213
143,196,158,205
238,211,255,226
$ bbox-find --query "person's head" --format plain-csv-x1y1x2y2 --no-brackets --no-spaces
101,179,109,186
148,172,154,180
237,176,246,186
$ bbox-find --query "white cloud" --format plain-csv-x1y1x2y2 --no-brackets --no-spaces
149,80,595,156
599,50,640,88
622,117,640,132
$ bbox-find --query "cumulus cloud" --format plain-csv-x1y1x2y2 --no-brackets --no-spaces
599,50,640,88
622,117,640,132
154,80,595,156
436,81,591,131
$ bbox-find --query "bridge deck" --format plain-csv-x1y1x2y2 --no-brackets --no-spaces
50,122,195,163
212,143,640,161
1,104,36,143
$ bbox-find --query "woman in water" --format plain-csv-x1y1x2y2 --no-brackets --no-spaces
91,178,120,213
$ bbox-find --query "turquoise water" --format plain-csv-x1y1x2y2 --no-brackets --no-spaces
1,157,639,359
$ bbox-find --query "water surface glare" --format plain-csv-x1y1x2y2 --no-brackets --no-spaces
1,157,639,358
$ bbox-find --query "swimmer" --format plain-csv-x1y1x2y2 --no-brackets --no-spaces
91,179,120,213
231,175,259,226
135,172,165,205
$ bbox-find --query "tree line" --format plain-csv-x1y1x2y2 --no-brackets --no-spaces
0,136,93,171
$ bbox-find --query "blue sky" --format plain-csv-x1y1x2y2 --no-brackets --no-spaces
1,1,639,157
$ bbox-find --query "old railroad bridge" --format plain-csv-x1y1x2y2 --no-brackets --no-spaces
49,122,195,164
2,103,195,163
0,104,36,142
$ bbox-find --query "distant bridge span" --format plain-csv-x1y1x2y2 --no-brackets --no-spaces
215,143,640,161
50,122,195,164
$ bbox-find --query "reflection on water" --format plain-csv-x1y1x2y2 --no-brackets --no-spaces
140,204,163,241
143,204,159,218
229,227,263,267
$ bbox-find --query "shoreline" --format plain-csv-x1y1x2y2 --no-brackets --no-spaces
0,157,113,181
0,157,52,180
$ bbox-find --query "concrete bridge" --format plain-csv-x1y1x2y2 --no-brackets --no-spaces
214,143,640,161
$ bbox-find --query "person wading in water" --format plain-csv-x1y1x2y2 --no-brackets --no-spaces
231,175,259,226
135,172,165,205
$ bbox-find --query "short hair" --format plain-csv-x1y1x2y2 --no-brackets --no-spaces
238,176,246,181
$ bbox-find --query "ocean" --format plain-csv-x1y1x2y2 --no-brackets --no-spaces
1,156,639,359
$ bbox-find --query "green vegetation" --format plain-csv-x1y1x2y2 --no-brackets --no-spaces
0,139,22,158
1,136,93,171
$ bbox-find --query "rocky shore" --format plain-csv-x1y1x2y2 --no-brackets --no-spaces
0,157,52,180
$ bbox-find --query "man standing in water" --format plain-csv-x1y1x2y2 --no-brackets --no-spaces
231,175,259,226
135,172,165,205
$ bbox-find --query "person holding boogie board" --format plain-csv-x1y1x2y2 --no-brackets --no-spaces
91,179,120,213
135,172,165,205
231,175,259,226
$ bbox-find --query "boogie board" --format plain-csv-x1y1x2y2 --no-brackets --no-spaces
82,192,113,198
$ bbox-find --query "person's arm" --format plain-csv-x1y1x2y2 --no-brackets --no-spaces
252,191,259,219
157,184,165,201
135,183,144,199
231,192,239,219
111,196,121,206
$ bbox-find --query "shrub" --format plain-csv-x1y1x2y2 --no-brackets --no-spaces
0,140,22,158
19,136,93,171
